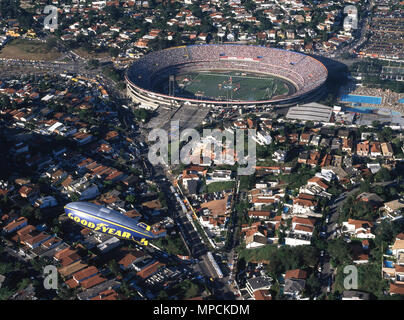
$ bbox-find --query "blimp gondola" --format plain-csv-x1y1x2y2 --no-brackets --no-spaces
64,202,155,246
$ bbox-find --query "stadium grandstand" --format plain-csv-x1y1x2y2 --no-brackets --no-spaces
125,44,328,108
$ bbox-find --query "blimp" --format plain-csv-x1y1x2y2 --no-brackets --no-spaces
64,202,155,246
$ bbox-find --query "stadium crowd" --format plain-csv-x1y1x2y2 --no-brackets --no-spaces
126,44,328,104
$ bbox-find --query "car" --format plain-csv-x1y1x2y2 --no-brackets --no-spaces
320,250,324,257
318,266,322,272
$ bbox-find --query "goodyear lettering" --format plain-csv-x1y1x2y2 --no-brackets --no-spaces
66,211,134,240
122,232,131,239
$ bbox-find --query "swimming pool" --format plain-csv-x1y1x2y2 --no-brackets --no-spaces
384,260,394,268
398,98,404,104
340,94,382,105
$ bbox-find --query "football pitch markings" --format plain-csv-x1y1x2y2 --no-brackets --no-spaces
177,71,290,101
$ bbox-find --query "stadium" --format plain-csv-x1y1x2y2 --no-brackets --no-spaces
125,44,328,108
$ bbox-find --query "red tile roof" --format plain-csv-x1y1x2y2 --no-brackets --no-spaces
80,275,106,289
136,261,165,279
285,269,307,280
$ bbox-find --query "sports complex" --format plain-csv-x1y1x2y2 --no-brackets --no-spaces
125,44,328,108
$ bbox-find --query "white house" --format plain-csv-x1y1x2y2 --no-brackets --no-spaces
342,219,375,239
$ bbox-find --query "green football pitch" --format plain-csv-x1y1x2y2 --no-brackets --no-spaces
158,70,295,101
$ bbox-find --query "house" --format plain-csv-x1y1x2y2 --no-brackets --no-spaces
68,266,99,288
3,217,28,234
384,199,404,217
253,289,272,300
342,219,375,239
245,233,267,249
342,138,353,154
80,275,107,290
307,177,329,191
356,193,384,208
90,289,120,300
284,269,307,298
300,133,311,145
391,236,404,262
248,210,271,220
54,247,81,267
389,283,404,295
351,243,369,264
273,150,287,163
297,151,309,164
307,151,320,167
246,276,272,298
118,251,147,270
254,131,272,146
207,170,232,184
136,261,166,280
292,194,317,216
291,216,316,236
356,142,369,157
370,142,382,158
310,135,321,147
381,142,394,158
58,261,88,279
284,216,316,246
23,232,52,249
19,185,39,200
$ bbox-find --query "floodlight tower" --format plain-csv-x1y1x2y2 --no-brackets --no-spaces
169,75,175,97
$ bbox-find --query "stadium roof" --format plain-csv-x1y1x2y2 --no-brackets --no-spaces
286,103,332,123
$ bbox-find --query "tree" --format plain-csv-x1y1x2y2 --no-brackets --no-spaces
20,205,34,218
328,239,351,266
157,290,169,299
69,193,80,202
88,59,100,69
0,286,13,300
305,273,322,297
108,259,121,277
125,194,136,204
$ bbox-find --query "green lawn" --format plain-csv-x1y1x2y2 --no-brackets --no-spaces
205,181,235,193
160,70,294,101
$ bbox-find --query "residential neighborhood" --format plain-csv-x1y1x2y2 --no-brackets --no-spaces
0,0,403,306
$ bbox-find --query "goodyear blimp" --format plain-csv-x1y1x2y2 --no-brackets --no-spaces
64,202,154,245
